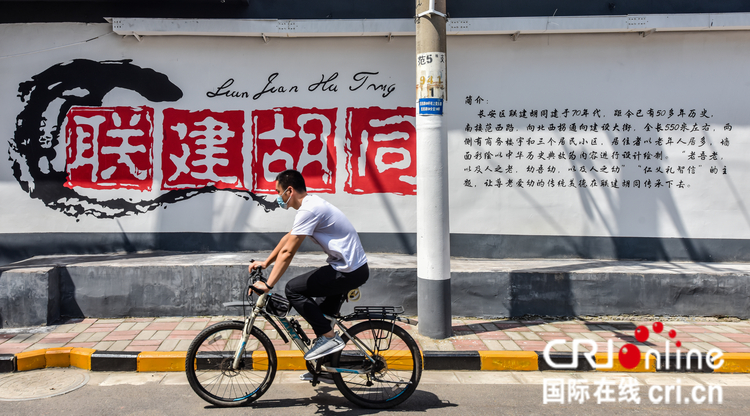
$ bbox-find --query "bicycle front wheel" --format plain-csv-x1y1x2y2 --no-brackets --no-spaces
330,320,422,409
185,320,276,407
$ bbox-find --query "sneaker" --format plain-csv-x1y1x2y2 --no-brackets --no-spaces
299,371,335,385
304,333,345,361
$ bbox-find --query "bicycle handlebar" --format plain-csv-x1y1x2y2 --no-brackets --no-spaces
248,260,268,295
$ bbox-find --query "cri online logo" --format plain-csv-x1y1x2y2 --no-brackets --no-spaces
543,321,724,371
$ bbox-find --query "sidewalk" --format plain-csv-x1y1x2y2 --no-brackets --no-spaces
3,316,750,354
2,315,750,373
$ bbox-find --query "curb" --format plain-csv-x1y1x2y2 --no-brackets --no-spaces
0,354,16,373
2,349,749,373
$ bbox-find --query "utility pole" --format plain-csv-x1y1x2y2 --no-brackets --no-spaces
415,0,451,339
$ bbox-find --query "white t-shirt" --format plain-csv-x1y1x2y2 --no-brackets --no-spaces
291,195,368,272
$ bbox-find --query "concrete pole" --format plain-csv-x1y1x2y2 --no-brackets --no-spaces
415,0,451,339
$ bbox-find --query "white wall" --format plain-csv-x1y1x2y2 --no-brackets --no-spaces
1,23,749,241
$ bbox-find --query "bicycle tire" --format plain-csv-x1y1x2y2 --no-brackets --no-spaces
330,320,422,409
185,320,276,407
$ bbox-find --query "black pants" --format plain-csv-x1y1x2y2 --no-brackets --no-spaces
285,263,369,337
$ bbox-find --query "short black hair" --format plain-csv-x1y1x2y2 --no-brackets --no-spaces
275,169,307,193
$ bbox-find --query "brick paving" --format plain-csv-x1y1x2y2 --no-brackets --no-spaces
2,316,750,355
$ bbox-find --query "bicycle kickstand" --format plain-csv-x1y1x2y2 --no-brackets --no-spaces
310,359,324,387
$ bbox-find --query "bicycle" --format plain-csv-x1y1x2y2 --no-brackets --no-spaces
184,264,422,409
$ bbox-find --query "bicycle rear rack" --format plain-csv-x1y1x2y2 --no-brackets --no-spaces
353,306,405,315
343,306,413,323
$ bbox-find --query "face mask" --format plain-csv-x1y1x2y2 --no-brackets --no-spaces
276,188,292,210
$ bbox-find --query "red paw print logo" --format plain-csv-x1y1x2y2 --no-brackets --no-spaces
618,321,681,369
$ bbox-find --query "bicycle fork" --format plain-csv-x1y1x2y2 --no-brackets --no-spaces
232,293,267,370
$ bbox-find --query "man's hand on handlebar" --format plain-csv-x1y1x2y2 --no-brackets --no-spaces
247,260,273,295
249,281,272,295
248,261,266,273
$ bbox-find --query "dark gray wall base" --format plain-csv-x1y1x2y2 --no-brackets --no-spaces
57,263,419,322
451,270,750,319
4,232,750,266
3,254,750,328
0,354,15,373
0,267,59,328
90,351,139,371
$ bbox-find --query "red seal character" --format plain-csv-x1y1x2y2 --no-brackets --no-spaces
344,107,416,195
162,109,246,190
252,107,337,194
65,106,154,191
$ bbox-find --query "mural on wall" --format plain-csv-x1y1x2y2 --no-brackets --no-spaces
5,27,750,246
9,59,417,219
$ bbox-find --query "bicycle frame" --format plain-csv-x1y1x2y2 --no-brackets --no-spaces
232,290,378,376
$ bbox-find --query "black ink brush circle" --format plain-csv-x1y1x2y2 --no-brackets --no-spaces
10,59,275,218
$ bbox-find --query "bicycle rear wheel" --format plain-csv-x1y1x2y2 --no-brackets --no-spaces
330,320,422,409
185,320,276,407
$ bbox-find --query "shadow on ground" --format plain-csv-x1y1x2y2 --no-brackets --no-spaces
205,387,456,414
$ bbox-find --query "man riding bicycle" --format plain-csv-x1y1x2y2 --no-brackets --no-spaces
249,169,369,366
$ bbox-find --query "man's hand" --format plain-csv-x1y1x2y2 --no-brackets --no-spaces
249,281,272,295
248,261,266,273
248,261,270,295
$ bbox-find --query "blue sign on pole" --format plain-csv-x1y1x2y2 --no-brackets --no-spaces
418,98,443,115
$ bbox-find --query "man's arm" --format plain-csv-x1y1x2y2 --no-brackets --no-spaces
249,232,290,271
252,233,306,292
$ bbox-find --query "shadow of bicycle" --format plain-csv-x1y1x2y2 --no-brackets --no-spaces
204,387,456,414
